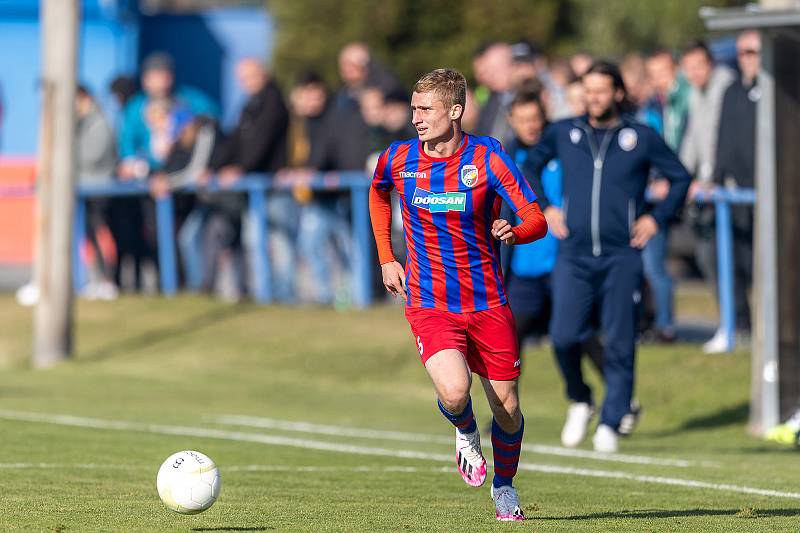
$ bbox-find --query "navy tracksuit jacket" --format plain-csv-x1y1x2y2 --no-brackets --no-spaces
526,114,691,430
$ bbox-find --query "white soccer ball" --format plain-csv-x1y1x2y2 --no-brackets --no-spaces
156,450,221,514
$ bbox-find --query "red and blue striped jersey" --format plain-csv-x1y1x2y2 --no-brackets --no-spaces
372,134,538,313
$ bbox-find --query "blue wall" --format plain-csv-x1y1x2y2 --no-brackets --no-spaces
0,0,138,156
0,17,41,156
139,9,273,131
0,1,272,156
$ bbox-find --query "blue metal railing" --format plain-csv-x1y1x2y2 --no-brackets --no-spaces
2,179,755,351
706,188,756,352
73,172,373,308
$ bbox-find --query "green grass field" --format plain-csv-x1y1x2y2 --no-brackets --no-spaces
0,293,797,532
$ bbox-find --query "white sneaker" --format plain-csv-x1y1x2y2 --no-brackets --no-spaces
15,282,39,307
97,281,119,301
561,402,595,447
455,429,487,487
703,328,730,354
593,424,619,453
491,485,525,521
81,281,102,301
618,400,642,436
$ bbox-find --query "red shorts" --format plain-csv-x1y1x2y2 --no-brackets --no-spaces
404,304,520,381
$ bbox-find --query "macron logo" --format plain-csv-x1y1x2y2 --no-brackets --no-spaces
400,171,427,179
412,187,467,213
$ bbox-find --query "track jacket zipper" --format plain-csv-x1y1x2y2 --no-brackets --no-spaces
578,121,620,257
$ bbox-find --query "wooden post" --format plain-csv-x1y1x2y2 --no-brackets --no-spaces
33,0,80,368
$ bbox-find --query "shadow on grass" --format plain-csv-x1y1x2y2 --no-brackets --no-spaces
79,304,254,363
532,508,800,520
652,401,749,437
192,526,275,531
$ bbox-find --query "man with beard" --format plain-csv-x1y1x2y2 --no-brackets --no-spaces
527,61,691,452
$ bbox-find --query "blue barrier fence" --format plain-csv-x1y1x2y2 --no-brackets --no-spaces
703,188,757,352
73,172,373,308
2,179,755,351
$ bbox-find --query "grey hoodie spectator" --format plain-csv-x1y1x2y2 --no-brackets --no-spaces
679,40,735,354
76,86,118,299
679,41,734,186
76,86,117,183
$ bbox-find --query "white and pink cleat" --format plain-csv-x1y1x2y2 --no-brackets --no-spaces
455,428,487,487
491,485,526,521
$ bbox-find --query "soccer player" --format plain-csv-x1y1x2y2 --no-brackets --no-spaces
369,69,547,521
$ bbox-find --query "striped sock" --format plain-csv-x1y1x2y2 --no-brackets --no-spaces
491,415,524,488
437,397,477,434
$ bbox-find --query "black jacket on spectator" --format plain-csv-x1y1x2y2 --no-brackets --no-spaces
712,76,757,330
309,106,369,171
299,107,332,168
713,78,757,190
212,80,289,173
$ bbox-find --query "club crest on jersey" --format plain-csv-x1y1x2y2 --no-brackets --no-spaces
570,128,582,144
460,165,479,188
619,128,638,151
412,187,467,213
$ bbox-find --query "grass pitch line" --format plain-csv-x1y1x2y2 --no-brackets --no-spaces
1,409,796,501
0,463,134,470
226,465,454,473
0,409,455,462
213,414,707,468
0,462,453,474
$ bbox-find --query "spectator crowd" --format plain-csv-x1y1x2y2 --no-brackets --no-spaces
69,33,760,353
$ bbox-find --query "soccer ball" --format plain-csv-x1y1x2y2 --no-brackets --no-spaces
156,450,221,514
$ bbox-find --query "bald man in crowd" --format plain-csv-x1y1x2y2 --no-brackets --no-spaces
210,58,289,180
335,42,400,111
475,42,516,145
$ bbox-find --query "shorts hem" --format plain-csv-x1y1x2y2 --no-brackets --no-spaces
476,369,521,381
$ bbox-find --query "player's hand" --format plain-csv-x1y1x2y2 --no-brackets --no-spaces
492,219,515,245
381,261,407,302
544,206,569,240
630,214,659,249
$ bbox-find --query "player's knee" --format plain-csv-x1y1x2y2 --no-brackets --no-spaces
438,386,470,414
489,390,519,418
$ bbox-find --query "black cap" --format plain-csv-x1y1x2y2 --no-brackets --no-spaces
294,69,325,88
142,52,175,73
383,87,409,104
511,40,540,64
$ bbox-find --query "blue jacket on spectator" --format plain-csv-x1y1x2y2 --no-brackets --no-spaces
510,153,561,279
119,86,219,169
528,114,691,257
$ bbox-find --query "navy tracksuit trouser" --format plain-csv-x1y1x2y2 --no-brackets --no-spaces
549,251,643,430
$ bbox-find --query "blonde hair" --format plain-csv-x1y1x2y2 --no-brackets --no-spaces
413,68,467,109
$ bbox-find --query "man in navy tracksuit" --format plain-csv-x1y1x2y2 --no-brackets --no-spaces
527,61,691,452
